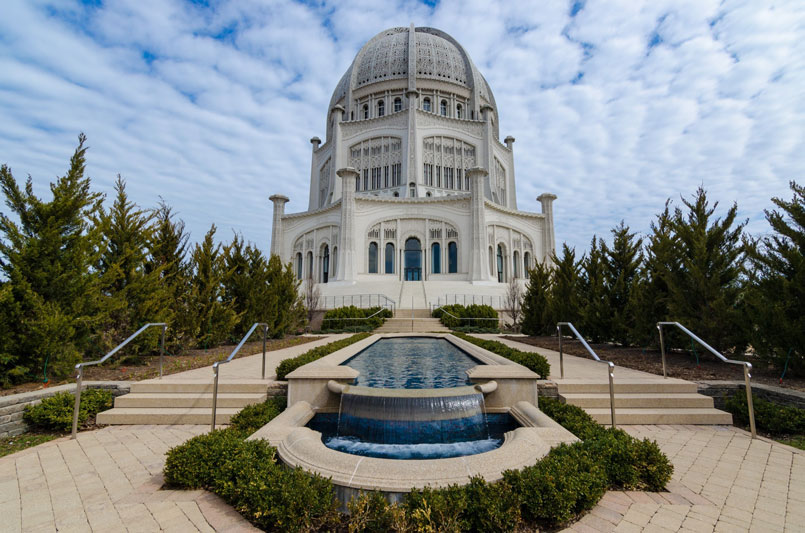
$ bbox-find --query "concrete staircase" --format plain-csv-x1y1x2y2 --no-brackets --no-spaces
96,379,287,426
375,308,450,333
556,378,733,425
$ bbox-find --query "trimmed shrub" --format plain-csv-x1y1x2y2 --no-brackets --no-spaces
347,491,406,533
453,333,550,379
725,392,805,435
462,476,521,533
229,396,287,435
321,306,392,331
23,388,113,432
405,484,469,532
275,332,371,380
433,304,498,329
163,429,245,488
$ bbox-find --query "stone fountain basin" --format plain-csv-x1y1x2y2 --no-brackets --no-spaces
248,400,577,498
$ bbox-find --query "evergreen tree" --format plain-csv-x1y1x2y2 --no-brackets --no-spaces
184,225,239,348
605,222,643,345
520,260,553,336
745,181,805,375
96,176,167,355
629,203,675,346
664,188,747,353
579,236,610,343
223,235,275,338
266,253,304,337
0,133,105,380
550,244,583,329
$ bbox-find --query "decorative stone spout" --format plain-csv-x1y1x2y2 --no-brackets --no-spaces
474,380,498,394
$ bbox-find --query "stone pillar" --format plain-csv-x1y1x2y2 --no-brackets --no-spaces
269,194,289,258
330,105,345,201
308,137,321,209
538,193,557,264
336,167,359,282
405,89,419,196
468,167,491,282
480,104,494,200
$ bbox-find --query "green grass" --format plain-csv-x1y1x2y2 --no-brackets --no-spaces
776,435,805,450
0,432,61,457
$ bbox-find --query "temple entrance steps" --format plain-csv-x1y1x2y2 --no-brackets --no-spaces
555,378,733,425
96,379,287,426
375,315,450,333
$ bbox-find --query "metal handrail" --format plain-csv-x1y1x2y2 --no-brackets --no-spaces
321,308,389,332
72,322,167,439
211,322,269,431
657,321,756,437
557,322,617,428
321,294,396,313
433,294,504,309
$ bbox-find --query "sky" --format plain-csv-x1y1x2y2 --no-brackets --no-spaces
0,0,803,256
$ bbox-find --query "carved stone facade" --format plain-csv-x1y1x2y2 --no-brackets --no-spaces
270,25,557,307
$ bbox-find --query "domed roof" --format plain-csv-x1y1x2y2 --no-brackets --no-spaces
328,26,496,115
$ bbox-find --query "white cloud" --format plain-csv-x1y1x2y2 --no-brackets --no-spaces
0,0,803,257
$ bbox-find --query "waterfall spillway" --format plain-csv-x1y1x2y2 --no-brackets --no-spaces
336,385,488,445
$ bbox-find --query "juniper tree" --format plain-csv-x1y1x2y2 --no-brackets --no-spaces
269,253,305,337
0,133,105,380
520,260,553,336
96,176,168,355
579,236,610,343
223,235,276,338
664,188,747,353
605,222,643,345
550,244,583,330
745,181,805,375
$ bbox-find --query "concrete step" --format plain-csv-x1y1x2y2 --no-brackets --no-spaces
394,309,433,318
96,407,240,425
584,408,733,425
556,378,698,394
114,392,267,408
375,319,451,333
560,393,714,409
129,379,280,394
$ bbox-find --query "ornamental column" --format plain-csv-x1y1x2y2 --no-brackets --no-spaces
269,194,289,258
336,167,359,282
468,167,491,282
538,193,557,264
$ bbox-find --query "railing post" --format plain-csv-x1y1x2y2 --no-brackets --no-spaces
159,325,167,379
211,364,220,431
557,325,564,379
744,363,756,438
657,323,667,378
261,325,268,379
71,366,83,439
607,362,617,428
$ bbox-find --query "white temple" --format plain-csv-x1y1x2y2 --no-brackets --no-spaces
269,25,557,309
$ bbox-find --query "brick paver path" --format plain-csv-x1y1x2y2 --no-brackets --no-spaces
565,425,805,533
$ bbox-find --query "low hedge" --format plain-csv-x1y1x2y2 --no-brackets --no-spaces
229,396,287,435
275,332,371,380
433,304,498,329
321,306,392,331
453,332,550,379
725,391,805,435
164,396,673,532
23,388,113,432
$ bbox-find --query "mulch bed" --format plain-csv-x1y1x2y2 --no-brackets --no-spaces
0,336,322,397
504,336,805,392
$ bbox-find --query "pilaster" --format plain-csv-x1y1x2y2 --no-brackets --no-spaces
538,193,557,264
269,194,289,259
336,167,359,282
468,167,491,281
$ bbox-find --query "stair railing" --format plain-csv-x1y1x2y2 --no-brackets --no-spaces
321,294,396,313
321,308,389,332
72,322,167,439
211,322,269,431
657,321,756,437
557,322,616,428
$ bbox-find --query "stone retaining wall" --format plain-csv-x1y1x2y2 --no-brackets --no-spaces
696,381,805,410
0,382,131,437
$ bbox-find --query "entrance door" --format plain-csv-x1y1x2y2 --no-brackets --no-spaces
322,245,329,283
404,237,422,281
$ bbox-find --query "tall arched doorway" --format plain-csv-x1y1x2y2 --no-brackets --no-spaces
497,244,504,282
321,245,329,283
404,237,422,281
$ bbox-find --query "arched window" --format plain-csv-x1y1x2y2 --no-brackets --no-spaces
456,104,463,119
489,246,494,275
523,251,531,273
350,111,354,121
496,245,504,282
307,251,313,279
404,237,422,280
322,245,330,283
333,246,338,278
296,253,303,280
409,182,416,197
363,104,369,119
368,242,378,273
393,97,402,113
513,250,519,279
440,100,448,116
448,242,458,273
377,100,385,117
423,98,431,112
385,243,395,273
432,242,441,274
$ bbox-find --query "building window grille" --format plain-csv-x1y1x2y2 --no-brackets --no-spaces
432,243,441,274
440,100,448,116
423,98,431,112
377,100,384,117
448,242,458,273
363,104,369,119
456,104,463,119
393,97,402,112
368,242,378,273
424,164,433,186
296,253,303,279
385,243,395,273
